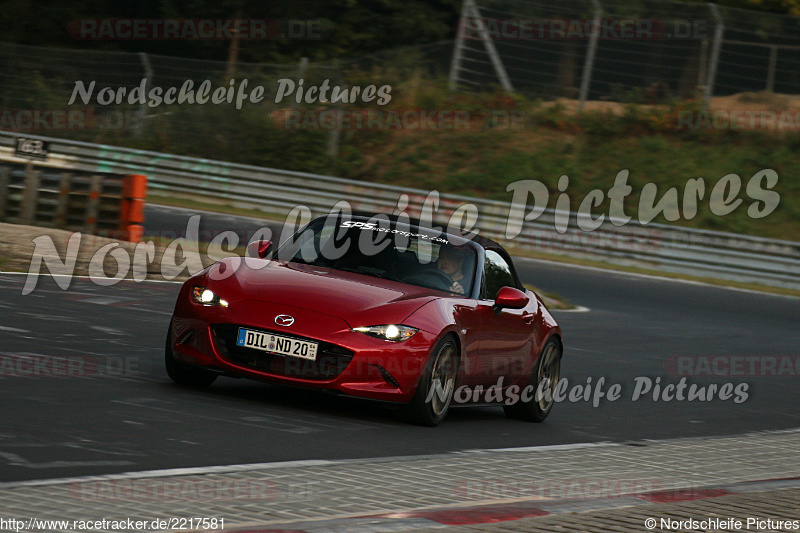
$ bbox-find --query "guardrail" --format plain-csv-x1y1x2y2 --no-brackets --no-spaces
0,159,146,241
0,131,798,290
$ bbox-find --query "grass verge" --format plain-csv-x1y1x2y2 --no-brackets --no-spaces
524,284,575,310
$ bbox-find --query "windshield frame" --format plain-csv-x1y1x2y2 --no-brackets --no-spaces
275,215,482,298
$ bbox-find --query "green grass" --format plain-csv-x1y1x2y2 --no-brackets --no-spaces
90,74,799,242
342,125,800,241
523,283,574,310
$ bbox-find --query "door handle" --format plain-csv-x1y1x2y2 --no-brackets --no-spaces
522,313,535,324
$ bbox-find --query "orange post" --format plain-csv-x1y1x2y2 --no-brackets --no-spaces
120,174,147,242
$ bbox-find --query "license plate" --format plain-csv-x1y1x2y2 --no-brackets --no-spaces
236,328,318,361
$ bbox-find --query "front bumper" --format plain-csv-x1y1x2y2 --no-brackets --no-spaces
170,298,437,403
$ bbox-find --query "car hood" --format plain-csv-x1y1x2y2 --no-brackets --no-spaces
206,258,440,328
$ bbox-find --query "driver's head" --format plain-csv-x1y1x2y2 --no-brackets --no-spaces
437,246,465,277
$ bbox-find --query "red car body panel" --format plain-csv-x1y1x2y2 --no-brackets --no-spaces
169,225,562,406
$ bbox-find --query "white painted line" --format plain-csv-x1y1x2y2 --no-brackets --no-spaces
553,305,591,313
464,441,618,454
0,459,336,489
0,325,29,333
89,325,126,336
0,451,134,470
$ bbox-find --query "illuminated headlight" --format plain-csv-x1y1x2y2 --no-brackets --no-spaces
191,286,229,307
352,324,418,342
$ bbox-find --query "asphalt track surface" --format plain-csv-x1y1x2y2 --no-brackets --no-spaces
0,205,798,482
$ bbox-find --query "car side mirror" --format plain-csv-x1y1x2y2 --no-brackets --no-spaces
494,286,529,310
246,239,273,259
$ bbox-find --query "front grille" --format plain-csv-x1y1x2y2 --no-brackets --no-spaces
210,324,354,380
177,329,195,345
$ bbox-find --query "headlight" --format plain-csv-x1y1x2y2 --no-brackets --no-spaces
352,324,418,342
191,286,229,307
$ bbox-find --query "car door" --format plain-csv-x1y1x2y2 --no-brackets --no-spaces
474,249,537,388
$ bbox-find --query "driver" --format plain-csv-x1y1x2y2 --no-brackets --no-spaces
437,246,467,295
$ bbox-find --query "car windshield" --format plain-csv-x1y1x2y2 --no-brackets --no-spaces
275,217,477,296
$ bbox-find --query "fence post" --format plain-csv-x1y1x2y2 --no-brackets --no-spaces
137,52,153,136
766,45,777,92
704,3,724,109
578,0,602,111
467,0,514,92
291,57,309,112
84,174,103,233
448,0,470,91
54,172,72,227
697,39,709,90
326,65,343,170
0,166,9,219
20,162,40,225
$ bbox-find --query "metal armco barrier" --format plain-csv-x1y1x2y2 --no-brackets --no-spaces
0,131,797,289
0,159,146,241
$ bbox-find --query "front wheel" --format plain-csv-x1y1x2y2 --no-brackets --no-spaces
504,337,561,422
165,322,217,388
404,336,460,427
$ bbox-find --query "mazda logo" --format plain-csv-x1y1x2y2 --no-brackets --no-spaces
274,314,295,327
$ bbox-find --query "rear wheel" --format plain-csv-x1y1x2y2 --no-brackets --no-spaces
404,336,459,427
165,322,217,388
504,337,561,422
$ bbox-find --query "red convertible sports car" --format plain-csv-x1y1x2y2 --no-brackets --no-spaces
166,214,562,425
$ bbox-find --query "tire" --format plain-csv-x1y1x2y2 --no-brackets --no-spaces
504,337,561,422
165,322,217,388
404,335,460,427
